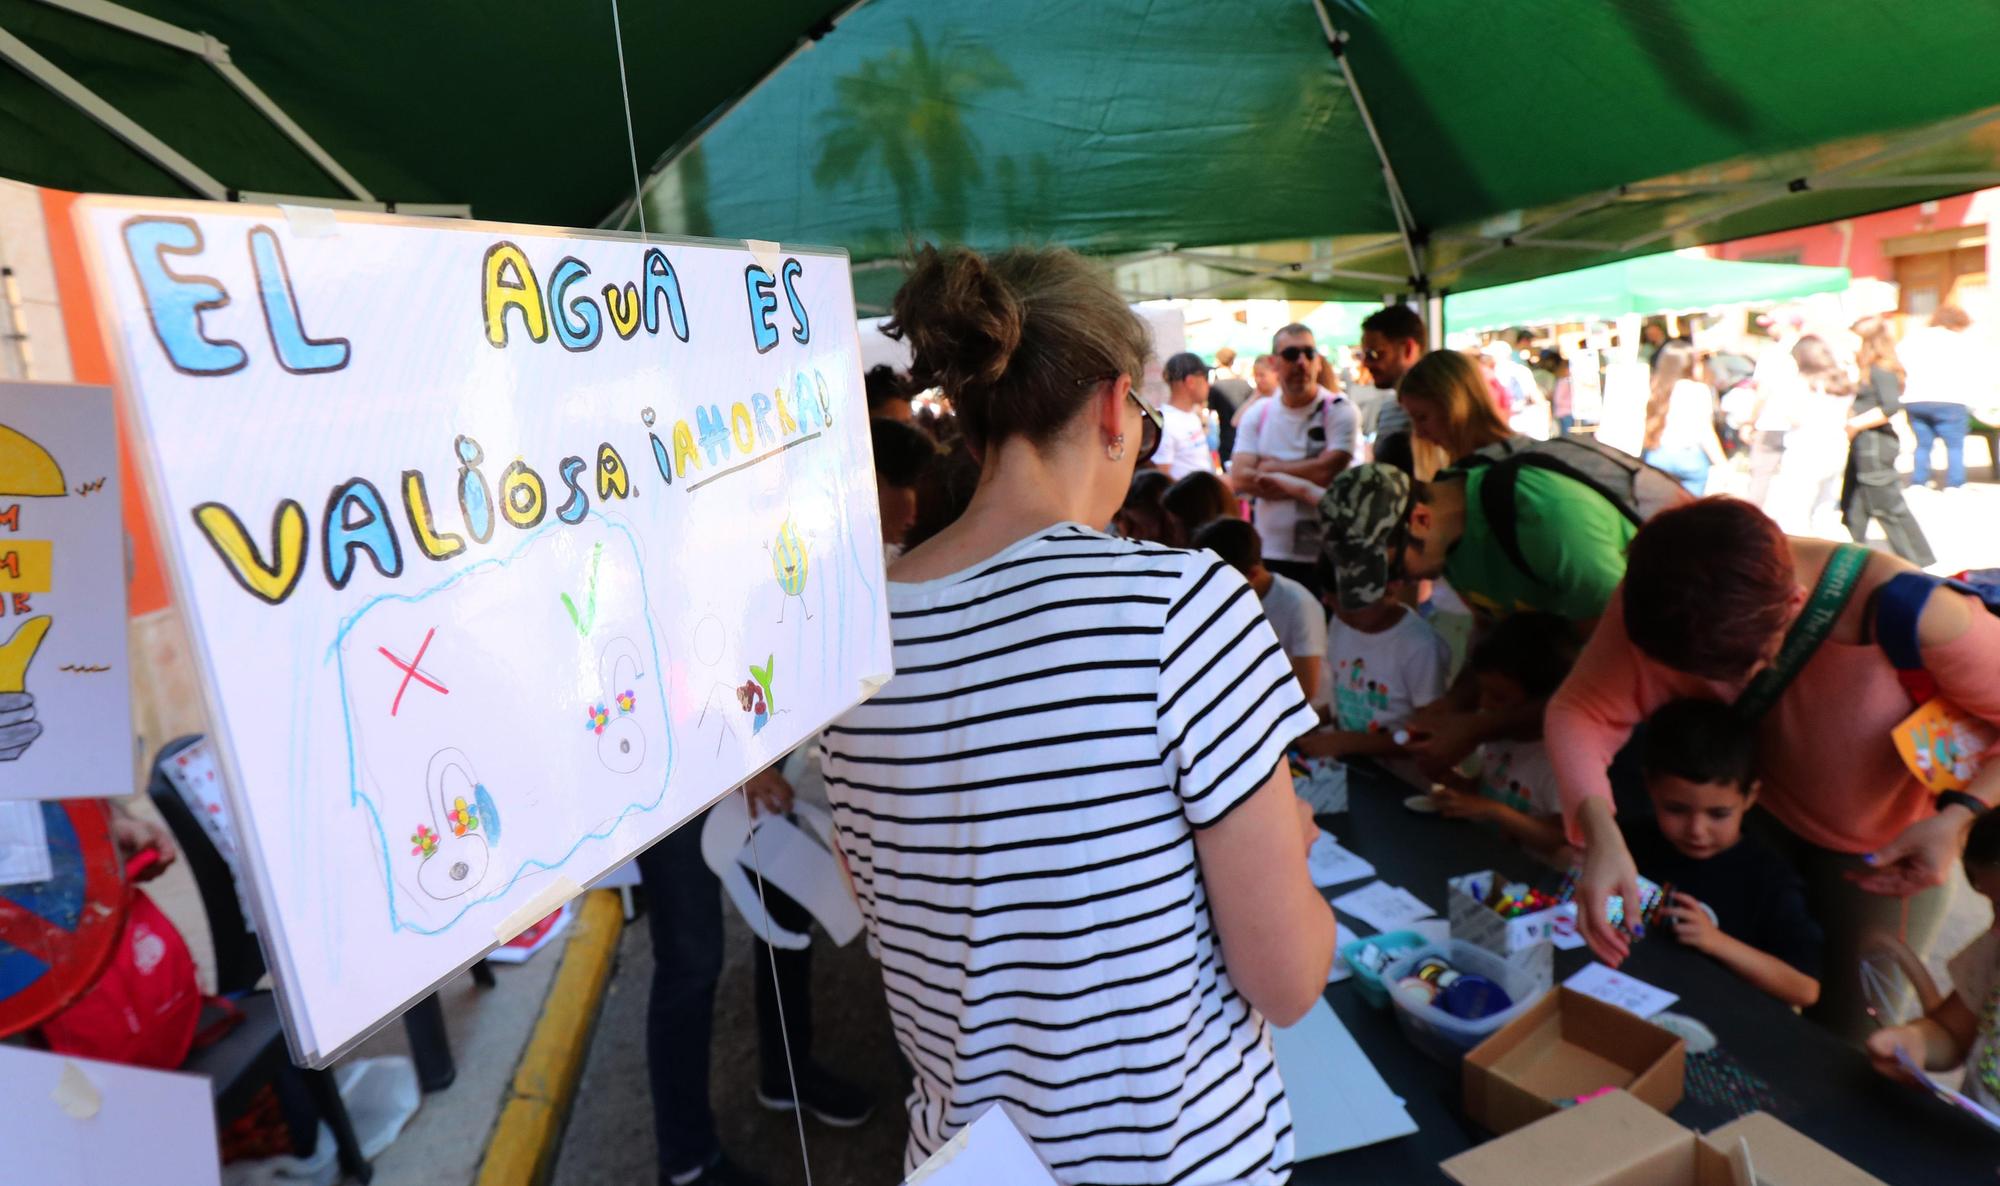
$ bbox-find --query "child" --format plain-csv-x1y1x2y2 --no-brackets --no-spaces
1867,810,2000,1105
1626,698,1822,1009
1431,612,1573,861
1293,535,1451,785
1193,518,1325,704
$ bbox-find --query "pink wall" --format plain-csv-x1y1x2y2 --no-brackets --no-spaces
1705,192,1988,280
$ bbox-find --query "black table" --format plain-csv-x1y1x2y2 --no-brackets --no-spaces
1290,763,1995,1185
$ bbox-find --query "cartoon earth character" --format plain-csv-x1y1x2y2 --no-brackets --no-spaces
769,517,811,623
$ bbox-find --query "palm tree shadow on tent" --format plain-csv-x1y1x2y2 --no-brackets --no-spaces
813,22,1022,244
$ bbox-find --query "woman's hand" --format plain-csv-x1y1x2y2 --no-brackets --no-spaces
1575,800,1645,966
1848,809,1971,897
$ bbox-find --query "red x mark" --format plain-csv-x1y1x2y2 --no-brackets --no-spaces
378,627,448,716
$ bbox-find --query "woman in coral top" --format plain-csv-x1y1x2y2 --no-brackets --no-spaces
1548,499,2000,1036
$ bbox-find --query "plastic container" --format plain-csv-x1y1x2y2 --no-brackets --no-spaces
1383,939,1549,1064
1338,929,1429,1008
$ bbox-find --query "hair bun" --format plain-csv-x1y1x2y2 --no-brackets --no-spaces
884,246,1024,397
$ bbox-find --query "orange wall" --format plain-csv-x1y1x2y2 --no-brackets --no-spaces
38,186,172,617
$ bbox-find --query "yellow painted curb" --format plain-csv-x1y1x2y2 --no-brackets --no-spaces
475,889,625,1186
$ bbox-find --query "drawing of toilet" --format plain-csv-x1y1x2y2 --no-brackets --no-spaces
405,747,497,905
589,637,648,776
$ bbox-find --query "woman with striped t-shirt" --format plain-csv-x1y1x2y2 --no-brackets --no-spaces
822,246,1335,1185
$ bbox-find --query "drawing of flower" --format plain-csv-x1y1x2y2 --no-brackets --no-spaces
448,796,477,837
586,704,610,734
616,689,636,714
410,824,438,858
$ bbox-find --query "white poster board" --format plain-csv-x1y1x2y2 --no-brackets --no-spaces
0,1045,221,1186
73,197,891,1063
0,382,131,799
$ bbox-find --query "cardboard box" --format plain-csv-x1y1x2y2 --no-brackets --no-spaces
1441,1089,1887,1186
1462,988,1685,1136
1448,871,1557,989
1449,870,1560,953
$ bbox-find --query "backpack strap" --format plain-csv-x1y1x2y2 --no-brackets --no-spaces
1474,460,1541,585
1734,543,1871,722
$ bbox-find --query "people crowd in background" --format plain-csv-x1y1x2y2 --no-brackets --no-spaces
812,246,1998,1182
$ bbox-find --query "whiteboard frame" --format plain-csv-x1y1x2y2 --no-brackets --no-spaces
72,194,884,1066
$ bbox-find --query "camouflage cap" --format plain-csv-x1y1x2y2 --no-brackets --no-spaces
1317,463,1414,610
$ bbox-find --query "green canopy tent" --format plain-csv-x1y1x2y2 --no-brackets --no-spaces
1441,252,1852,335
627,0,2000,306
6,0,2000,302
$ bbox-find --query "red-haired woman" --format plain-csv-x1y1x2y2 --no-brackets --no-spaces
1548,498,2000,1036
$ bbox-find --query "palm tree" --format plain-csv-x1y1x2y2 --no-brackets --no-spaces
813,22,1019,244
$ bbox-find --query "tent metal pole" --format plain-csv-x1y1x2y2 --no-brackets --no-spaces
609,0,876,227
1311,0,1424,287
0,25,226,199
233,191,472,218
29,0,378,202
1619,105,2000,253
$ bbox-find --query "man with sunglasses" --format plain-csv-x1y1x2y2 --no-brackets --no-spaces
1231,324,1359,595
1359,304,1426,453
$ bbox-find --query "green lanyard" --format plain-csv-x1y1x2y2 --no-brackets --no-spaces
1733,543,1871,723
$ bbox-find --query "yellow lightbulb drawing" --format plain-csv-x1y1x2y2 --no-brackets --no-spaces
0,423,67,497
0,616,50,694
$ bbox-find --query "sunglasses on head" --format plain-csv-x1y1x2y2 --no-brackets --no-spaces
1279,345,1318,363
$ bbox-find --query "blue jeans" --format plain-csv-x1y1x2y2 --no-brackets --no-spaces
1644,446,1711,496
1906,402,1970,488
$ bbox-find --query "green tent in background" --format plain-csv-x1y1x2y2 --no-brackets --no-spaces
632,0,2000,300
1441,253,1852,335
4,0,2000,299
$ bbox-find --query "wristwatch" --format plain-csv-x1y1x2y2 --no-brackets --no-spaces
1938,790,1991,817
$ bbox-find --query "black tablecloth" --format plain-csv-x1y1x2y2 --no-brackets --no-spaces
1290,763,1994,1184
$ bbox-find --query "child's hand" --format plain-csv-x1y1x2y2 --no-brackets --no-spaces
1865,1026,1920,1084
1665,891,1718,953
1430,786,1491,821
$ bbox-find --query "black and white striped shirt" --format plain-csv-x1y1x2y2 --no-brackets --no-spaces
821,525,1318,1185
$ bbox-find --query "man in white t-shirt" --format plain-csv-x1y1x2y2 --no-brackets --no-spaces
1231,325,1359,596
1155,352,1220,481
1192,517,1325,705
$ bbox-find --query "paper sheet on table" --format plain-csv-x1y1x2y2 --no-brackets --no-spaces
1564,962,1678,1018
1894,1048,2000,1133
1272,997,1418,1160
904,1104,1059,1185
1331,881,1437,934
0,1045,220,1185
0,800,53,883
1307,830,1374,888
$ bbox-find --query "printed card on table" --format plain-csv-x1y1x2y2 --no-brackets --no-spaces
0,382,130,801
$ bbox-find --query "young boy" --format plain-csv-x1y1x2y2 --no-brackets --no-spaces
1291,521,1451,784
1429,613,1573,861
1867,810,2000,1108
1193,518,1326,704
1625,698,1823,1009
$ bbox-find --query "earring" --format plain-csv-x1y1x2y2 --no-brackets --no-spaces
1106,433,1126,461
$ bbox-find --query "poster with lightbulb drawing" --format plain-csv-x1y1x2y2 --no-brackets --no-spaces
0,382,131,801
